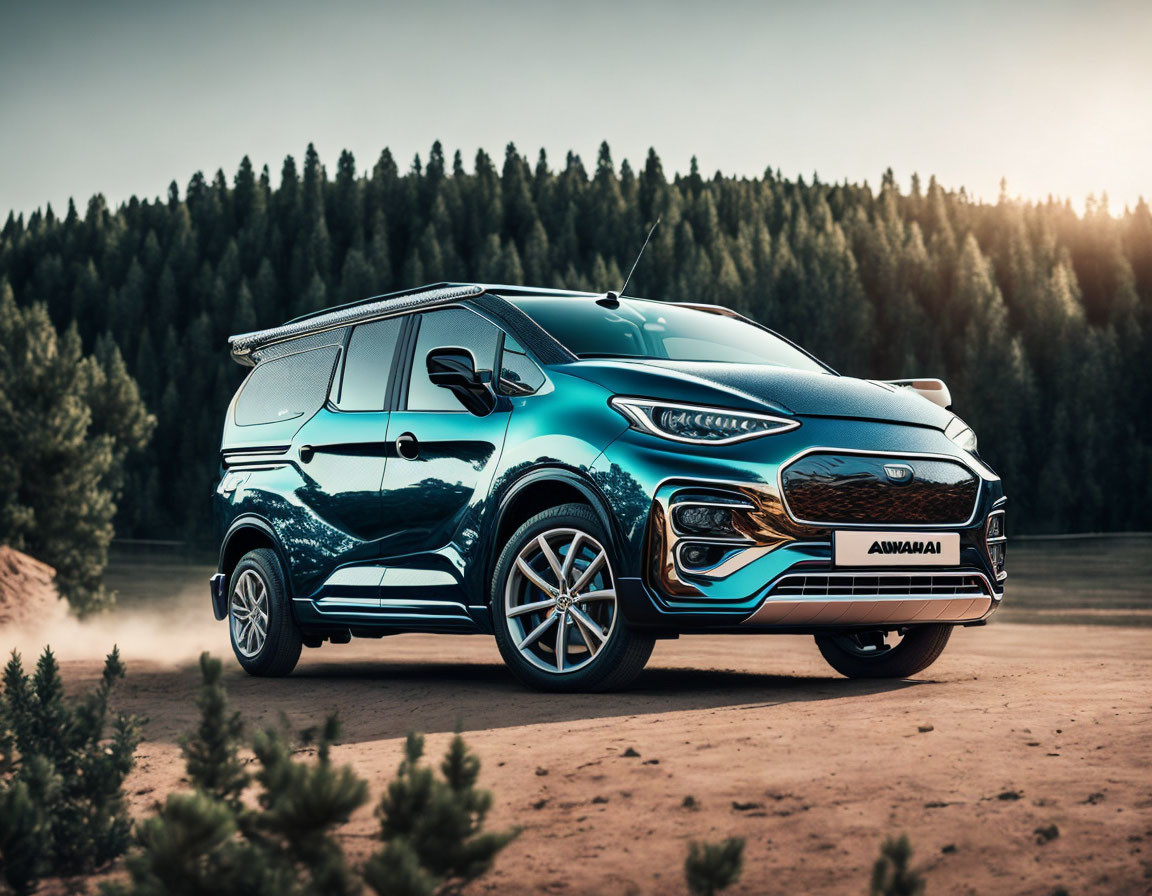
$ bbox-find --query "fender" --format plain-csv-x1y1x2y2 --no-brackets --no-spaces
488,464,626,582
218,514,295,598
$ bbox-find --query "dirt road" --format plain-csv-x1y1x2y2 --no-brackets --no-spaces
54,622,1151,895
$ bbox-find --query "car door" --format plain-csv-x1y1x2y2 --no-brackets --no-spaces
290,314,407,607
378,306,512,610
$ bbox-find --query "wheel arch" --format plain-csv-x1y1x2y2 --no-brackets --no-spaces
488,467,625,588
218,516,293,597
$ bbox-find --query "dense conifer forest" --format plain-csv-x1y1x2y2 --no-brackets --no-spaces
2,141,1150,541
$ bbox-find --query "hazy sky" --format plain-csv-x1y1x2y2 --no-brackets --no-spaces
2,0,1149,216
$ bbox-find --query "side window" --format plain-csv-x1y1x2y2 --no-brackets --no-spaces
499,335,545,395
235,345,339,426
334,317,405,411
407,308,501,411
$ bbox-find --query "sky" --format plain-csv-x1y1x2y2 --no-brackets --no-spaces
1,0,1149,216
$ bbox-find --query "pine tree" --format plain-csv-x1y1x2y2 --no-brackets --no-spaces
364,732,519,896
0,283,153,612
181,653,247,807
870,834,925,896
684,837,744,896
0,647,139,893
1,143,1150,537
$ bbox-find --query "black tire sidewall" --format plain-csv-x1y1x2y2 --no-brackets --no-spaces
228,547,302,677
815,623,953,679
491,503,652,692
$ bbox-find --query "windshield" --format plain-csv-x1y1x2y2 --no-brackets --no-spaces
508,296,831,373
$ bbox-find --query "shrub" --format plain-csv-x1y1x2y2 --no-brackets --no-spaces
0,646,139,894
684,837,744,896
107,653,367,896
870,834,925,896
363,732,520,896
112,653,515,896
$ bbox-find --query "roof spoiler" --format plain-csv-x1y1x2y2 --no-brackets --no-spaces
227,283,484,365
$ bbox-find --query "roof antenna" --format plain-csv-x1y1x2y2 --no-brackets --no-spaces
600,216,660,307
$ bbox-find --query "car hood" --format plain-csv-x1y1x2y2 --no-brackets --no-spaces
560,359,954,429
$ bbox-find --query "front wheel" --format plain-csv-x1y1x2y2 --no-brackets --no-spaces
492,503,654,692
815,624,953,679
228,548,302,677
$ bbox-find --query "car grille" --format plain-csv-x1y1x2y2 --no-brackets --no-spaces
781,453,978,525
771,573,988,598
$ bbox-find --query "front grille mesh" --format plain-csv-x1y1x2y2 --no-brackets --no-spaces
781,454,978,525
772,574,987,598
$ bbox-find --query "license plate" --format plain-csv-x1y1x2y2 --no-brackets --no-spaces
834,531,960,567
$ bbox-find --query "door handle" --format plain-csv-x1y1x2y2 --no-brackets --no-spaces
396,432,419,460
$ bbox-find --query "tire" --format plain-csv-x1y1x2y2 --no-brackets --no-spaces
227,548,302,677
815,624,953,679
491,503,654,692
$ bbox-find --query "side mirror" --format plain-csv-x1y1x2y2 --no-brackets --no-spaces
426,347,497,416
882,378,952,410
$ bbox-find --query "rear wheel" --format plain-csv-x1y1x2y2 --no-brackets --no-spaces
815,624,953,678
492,503,654,692
228,548,302,677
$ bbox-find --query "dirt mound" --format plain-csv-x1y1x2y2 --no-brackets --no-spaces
0,546,61,628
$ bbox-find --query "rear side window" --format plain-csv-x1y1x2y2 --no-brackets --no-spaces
407,308,502,411
234,345,339,426
334,317,405,410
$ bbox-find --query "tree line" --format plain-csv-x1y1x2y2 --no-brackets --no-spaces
1,141,1149,547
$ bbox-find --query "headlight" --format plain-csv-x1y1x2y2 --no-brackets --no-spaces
945,415,978,453
610,397,799,444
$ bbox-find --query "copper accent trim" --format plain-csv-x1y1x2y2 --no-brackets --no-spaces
646,480,826,598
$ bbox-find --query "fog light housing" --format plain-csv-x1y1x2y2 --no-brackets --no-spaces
678,542,731,571
673,505,738,537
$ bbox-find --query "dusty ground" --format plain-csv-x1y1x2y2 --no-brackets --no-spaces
4,539,1149,894
52,623,1152,895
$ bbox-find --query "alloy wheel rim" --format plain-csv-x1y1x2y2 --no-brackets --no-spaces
504,527,617,674
231,569,269,658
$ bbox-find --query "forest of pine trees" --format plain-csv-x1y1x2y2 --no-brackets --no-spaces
2,140,1150,539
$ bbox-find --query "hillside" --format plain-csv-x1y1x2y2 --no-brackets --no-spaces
2,142,1150,538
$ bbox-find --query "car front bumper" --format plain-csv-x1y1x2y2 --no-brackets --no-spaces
590,416,1006,632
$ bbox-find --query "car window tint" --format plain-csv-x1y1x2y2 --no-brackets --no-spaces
499,349,545,395
407,308,502,411
336,317,405,410
235,345,339,426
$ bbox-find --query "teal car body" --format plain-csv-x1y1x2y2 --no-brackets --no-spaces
212,282,1005,686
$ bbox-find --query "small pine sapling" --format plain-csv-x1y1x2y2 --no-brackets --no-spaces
181,652,248,807
684,836,745,896
364,732,519,896
0,647,139,894
108,654,368,896
870,834,926,896
250,714,369,896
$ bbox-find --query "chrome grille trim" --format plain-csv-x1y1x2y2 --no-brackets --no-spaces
742,570,997,626
771,572,988,598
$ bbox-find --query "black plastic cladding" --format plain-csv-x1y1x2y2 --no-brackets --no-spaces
468,292,577,365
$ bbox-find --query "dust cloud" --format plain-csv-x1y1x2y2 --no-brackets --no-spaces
0,553,228,667
0,600,227,667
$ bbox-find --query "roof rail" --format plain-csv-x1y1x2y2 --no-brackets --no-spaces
228,283,484,364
